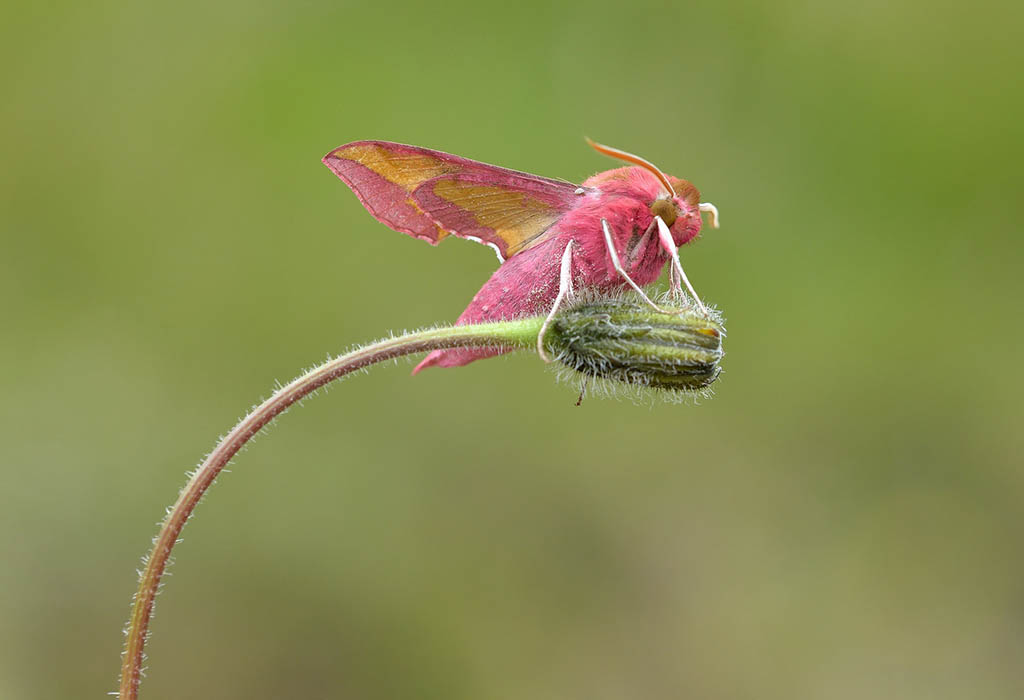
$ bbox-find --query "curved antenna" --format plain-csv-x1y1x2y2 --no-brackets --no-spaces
585,138,676,198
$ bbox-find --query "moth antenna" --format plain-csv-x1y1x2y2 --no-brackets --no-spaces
585,138,676,198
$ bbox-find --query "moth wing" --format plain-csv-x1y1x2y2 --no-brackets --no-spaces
323,141,584,259
411,172,579,260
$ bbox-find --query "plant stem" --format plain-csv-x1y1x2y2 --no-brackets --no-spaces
118,319,542,700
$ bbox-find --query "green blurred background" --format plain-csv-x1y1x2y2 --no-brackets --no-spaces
3,1,1022,698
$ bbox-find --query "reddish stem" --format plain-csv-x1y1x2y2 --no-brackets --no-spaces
118,321,539,699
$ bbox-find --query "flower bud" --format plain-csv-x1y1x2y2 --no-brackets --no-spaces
542,296,725,391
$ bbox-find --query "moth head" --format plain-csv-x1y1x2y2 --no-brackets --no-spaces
586,138,708,244
587,138,696,215
664,177,704,245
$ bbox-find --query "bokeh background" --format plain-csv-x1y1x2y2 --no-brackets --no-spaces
3,1,1022,698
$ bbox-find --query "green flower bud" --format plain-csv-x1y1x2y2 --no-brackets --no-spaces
543,296,725,392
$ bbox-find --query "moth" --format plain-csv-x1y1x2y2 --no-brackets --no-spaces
323,139,719,372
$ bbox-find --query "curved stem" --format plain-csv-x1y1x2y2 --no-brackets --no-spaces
119,318,542,700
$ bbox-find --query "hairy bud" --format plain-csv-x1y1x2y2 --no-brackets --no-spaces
543,296,725,392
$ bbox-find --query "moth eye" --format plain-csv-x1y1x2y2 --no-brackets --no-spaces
649,198,678,227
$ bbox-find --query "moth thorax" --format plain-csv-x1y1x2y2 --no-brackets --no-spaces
650,197,678,227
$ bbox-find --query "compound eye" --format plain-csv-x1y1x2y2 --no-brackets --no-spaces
650,198,678,227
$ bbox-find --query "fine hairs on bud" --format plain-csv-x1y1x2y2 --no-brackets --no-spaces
542,290,725,396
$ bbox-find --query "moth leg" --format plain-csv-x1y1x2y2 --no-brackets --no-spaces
626,219,658,268
642,218,681,292
537,239,576,363
658,218,684,300
699,202,720,229
656,216,708,315
601,219,675,314
668,243,681,293
634,217,684,298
